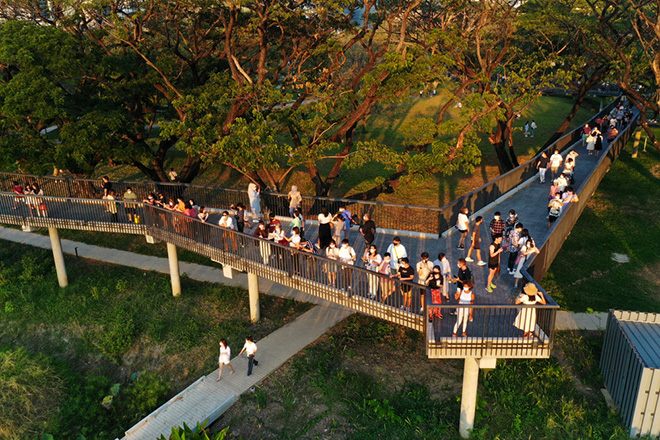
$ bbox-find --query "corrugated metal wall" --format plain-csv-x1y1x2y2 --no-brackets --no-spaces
600,310,660,438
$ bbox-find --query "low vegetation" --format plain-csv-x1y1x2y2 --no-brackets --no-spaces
216,315,628,439
0,241,310,439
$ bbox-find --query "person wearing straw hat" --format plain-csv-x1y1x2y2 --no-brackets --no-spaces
513,283,547,339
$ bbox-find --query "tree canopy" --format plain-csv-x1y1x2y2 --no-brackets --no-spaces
0,0,656,194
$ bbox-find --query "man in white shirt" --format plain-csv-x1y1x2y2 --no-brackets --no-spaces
238,336,259,377
168,168,178,181
218,211,236,229
386,237,407,271
549,150,563,180
456,207,470,249
338,239,356,292
416,252,434,284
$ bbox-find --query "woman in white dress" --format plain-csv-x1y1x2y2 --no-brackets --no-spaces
362,245,382,300
217,339,234,380
247,183,261,222
513,283,547,338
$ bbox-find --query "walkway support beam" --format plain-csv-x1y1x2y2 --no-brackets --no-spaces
166,242,181,297
48,227,68,288
459,357,480,438
248,272,260,322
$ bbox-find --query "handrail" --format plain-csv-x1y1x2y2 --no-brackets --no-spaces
0,97,620,237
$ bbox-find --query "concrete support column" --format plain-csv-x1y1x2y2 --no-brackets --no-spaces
248,272,260,322
632,129,643,158
459,357,480,438
48,227,68,288
166,242,181,297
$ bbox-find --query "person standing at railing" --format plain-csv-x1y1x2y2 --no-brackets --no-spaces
269,223,289,267
219,211,237,251
392,257,414,312
363,245,382,300
123,187,138,223
30,183,47,218
433,253,452,301
233,203,246,233
486,235,503,293
288,226,302,276
453,258,474,322
338,206,354,241
452,281,475,338
198,206,209,223
359,213,376,246
514,283,547,339
318,206,333,250
107,189,118,223
266,213,281,234
547,194,563,230
101,176,112,212
338,239,356,293
378,253,394,303
456,207,470,250
324,240,340,287
254,220,271,264
426,267,444,322
387,236,407,273
248,183,261,224
287,185,302,218
416,252,434,314
12,181,24,210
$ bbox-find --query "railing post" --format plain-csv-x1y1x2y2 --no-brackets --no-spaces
48,227,68,288
166,242,182,297
248,272,260,322
459,357,480,438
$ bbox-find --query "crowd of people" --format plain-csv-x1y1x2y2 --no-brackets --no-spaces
11,180,47,217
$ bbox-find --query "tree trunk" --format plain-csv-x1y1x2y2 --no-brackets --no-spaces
348,168,407,200
179,153,201,183
489,119,515,173
541,92,586,150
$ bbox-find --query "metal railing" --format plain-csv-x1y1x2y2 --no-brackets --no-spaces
0,97,621,237
0,192,425,331
424,296,558,359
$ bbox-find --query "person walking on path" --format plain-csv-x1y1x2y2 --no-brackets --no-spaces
386,236,407,272
549,150,563,180
287,185,302,218
123,187,138,223
513,283,546,338
359,213,377,246
101,176,112,211
217,339,234,381
523,121,530,137
456,207,470,249
547,194,563,230
486,235,503,293
465,216,487,266
426,267,444,322
586,130,597,154
530,120,537,137
536,152,549,184
452,281,475,337
488,212,506,241
238,336,259,377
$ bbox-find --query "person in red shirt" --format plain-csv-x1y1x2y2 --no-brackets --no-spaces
12,181,24,209
266,212,281,234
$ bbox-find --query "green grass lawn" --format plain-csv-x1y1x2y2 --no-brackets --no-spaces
0,241,311,440
542,137,660,313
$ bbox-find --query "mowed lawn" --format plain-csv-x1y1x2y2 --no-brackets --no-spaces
542,137,660,313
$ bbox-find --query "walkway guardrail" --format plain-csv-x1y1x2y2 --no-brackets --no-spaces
0,97,620,237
